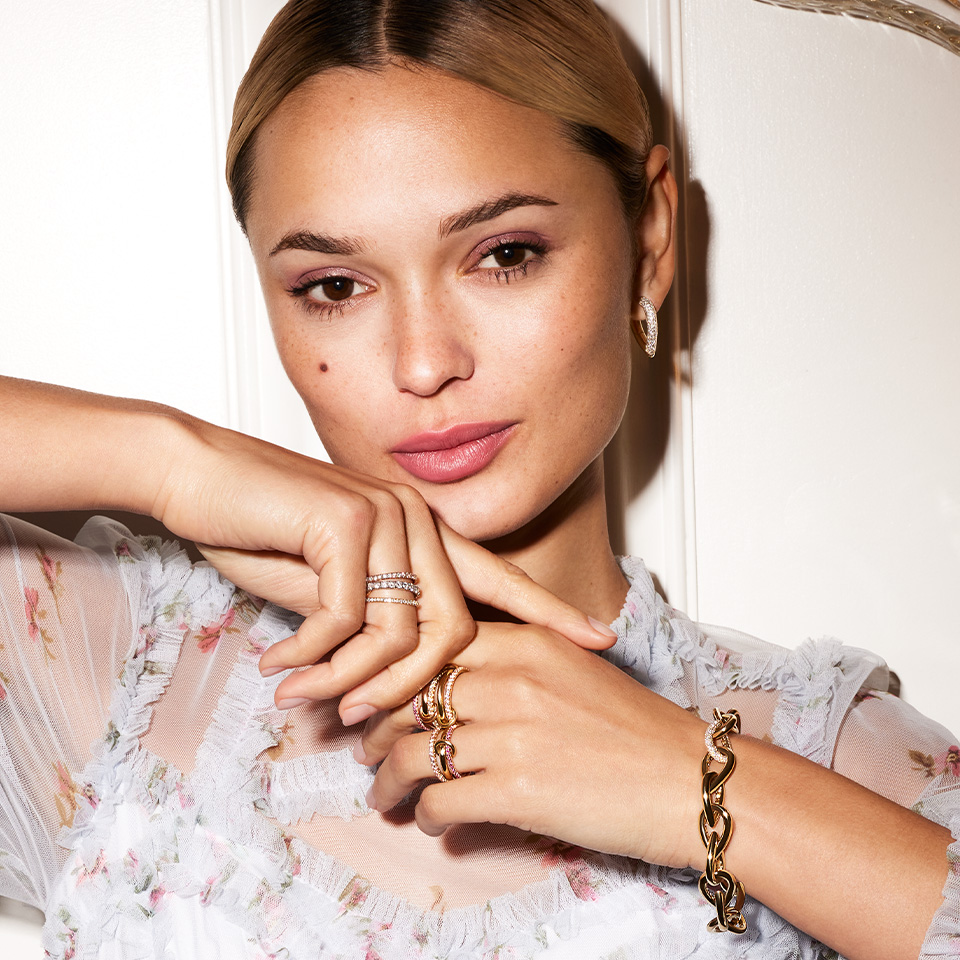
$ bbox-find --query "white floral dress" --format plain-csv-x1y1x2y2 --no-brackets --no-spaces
0,514,957,959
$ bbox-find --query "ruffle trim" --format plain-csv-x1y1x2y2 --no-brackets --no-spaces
915,777,960,957
44,530,874,958
58,521,207,866
47,808,821,960
608,556,887,766
263,750,373,824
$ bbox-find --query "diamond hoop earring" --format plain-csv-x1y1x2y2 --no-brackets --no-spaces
631,296,658,358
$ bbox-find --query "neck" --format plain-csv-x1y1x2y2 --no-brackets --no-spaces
479,457,629,625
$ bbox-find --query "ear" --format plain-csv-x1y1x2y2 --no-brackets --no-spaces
634,144,678,310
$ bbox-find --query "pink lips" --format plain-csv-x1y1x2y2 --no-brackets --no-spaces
391,421,517,483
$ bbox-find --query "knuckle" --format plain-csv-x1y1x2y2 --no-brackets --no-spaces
417,784,446,822
490,561,531,605
503,671,540,709
338,496,375,536
504,764,541,810
325,605,364,637
391,624,420,657
369,489,405,525
387,481,426,511
445,617,477,652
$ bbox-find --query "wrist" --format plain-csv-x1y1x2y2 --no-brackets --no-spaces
97,402,203,519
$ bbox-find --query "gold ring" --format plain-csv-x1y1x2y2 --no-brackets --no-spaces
429,722,462,781
413,663,467,730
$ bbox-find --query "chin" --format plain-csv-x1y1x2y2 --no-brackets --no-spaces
423,485,539,544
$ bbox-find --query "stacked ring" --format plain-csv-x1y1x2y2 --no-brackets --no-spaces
366,571,420,608
413,663,469,781
429,722,462,781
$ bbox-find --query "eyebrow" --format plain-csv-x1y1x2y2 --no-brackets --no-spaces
269,231,365,257
269,192,559,257
438,193,558,239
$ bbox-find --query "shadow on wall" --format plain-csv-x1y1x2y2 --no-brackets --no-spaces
602,11,712,572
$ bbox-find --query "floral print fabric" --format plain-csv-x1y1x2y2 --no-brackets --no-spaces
0,514,957,959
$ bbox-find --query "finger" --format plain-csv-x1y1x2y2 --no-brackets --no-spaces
415,775,510,838
274,493,419,702
196,545,322,615
437,519,617,650
369,722,486,811
339,488,477,714
259,497,372,672
360,669,481,765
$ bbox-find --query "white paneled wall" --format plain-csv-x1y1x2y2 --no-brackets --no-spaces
1,1,958,952
0,0,227,420
602,0,960,737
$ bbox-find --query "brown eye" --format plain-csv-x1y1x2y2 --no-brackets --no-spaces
318,277,355,301
491,245,528,268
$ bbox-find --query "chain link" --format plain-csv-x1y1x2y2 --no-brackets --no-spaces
698,708,747,934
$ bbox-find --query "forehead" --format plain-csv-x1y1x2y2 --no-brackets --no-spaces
245,64,614,242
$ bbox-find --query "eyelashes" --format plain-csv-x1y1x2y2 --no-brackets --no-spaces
286,236,550,319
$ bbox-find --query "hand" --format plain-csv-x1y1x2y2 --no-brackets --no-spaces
358,621,707,868
152,416,614,717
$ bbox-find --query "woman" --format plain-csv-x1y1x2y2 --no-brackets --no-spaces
0,1,956,958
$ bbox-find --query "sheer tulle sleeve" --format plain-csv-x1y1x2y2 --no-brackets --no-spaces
0,515,136,908
832,690,960,957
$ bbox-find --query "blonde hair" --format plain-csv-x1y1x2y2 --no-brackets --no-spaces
227,0,652,234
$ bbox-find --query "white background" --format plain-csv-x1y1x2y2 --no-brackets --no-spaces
1,0,958,950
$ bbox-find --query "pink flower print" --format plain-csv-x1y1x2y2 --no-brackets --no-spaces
175,780,195,809
134,625,158,658
114,540,134,561
243,631,269,660
75,851,108,885
714,648,729,668
24,587,56,662
338,875,371,914
537,839,585,869
646,880,678,911
40,553,56,582
36,548,65,621
80,781,100,810
912,746,960,779
24,587,41,641
564,861,598,901
148,885,167,911
199,875,220,907
282,834,302,879
197,608,236,653
53,761,80,829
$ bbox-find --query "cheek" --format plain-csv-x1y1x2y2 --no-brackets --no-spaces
269,319,382,460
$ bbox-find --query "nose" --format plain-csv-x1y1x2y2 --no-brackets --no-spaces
390,290,475,397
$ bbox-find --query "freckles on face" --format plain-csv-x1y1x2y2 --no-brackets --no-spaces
246,65,635,539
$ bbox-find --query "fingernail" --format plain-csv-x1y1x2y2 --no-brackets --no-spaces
588,616,617,638
365,786,378,812
260,665,285,678
340,703,378,727
353,739,368,764
275,696,311,711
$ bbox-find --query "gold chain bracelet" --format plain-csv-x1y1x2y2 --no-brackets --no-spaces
698,708,747,934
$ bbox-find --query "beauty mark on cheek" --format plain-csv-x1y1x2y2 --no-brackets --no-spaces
319,363,329,373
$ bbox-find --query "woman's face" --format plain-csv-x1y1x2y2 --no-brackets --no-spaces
246,64,636,542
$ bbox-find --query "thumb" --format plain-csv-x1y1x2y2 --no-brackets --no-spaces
436,521,617,650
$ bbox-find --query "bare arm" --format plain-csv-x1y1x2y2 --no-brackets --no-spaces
0,375,178,514
0,375,612,712
721,732,949,960
363,624,953,960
